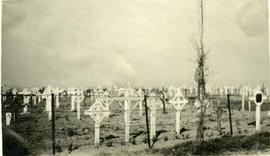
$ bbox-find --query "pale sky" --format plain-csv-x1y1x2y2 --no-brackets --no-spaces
1,0,269,88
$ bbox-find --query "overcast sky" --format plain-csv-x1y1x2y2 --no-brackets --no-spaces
2,0,269,88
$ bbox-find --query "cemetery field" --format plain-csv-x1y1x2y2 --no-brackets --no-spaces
3,95,270,156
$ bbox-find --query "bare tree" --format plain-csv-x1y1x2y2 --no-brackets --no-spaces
193,0,209,147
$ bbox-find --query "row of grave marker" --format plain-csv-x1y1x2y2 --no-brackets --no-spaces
84,88,188,146
2,87,269,146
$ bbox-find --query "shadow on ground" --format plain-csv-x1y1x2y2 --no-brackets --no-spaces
150,131,270,156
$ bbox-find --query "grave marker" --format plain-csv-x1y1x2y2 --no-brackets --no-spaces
32,95,37,106
85,99,110,146
75,95,84,120
116,88,143,143
241,87,246,111
248,101,251,112
71,95,75,111
148,93,157,140
169,89,188,135
21,90,30,114
137,88,144,116
45,95,52,121
249,89,267,130
6,113,12,126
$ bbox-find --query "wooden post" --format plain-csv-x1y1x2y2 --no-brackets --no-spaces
241,94,245,111
2,94,6,102
77,99,81,120
51,94,56,156
217,102,222,135
256,105,261,130
33,95,37,106
55,94,59,109
30,94,33,107
124,100,130,143
95,122,100,146
176,111,180,135
37,95,40,103
2,95,6,126
71,95,75,111
162,93,166,114
23,105,28,114
144,95,151,149
23,95,26,105
227,94,233,136
46,95,52,121
248,101,251,112
14,94,19,123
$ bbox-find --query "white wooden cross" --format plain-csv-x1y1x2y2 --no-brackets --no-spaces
70,90,76,111
241,87,247,111
20,89,30,114
85,99,110,146
136,88,144,116
148,92,159,140
248,99,251,112
2,90,6,102
32,94,37,106
42,86,52,120
116,88,143,142
75,94,84,120
12,89,17,100
94,88,104,99
249,89,267,130
37,93,41,103
53,88,60,108
168,88,188,135
45,95,52,121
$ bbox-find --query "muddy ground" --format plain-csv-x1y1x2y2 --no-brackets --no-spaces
2,95,270,155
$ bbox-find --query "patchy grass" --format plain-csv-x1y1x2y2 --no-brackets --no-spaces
151,131,270,155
